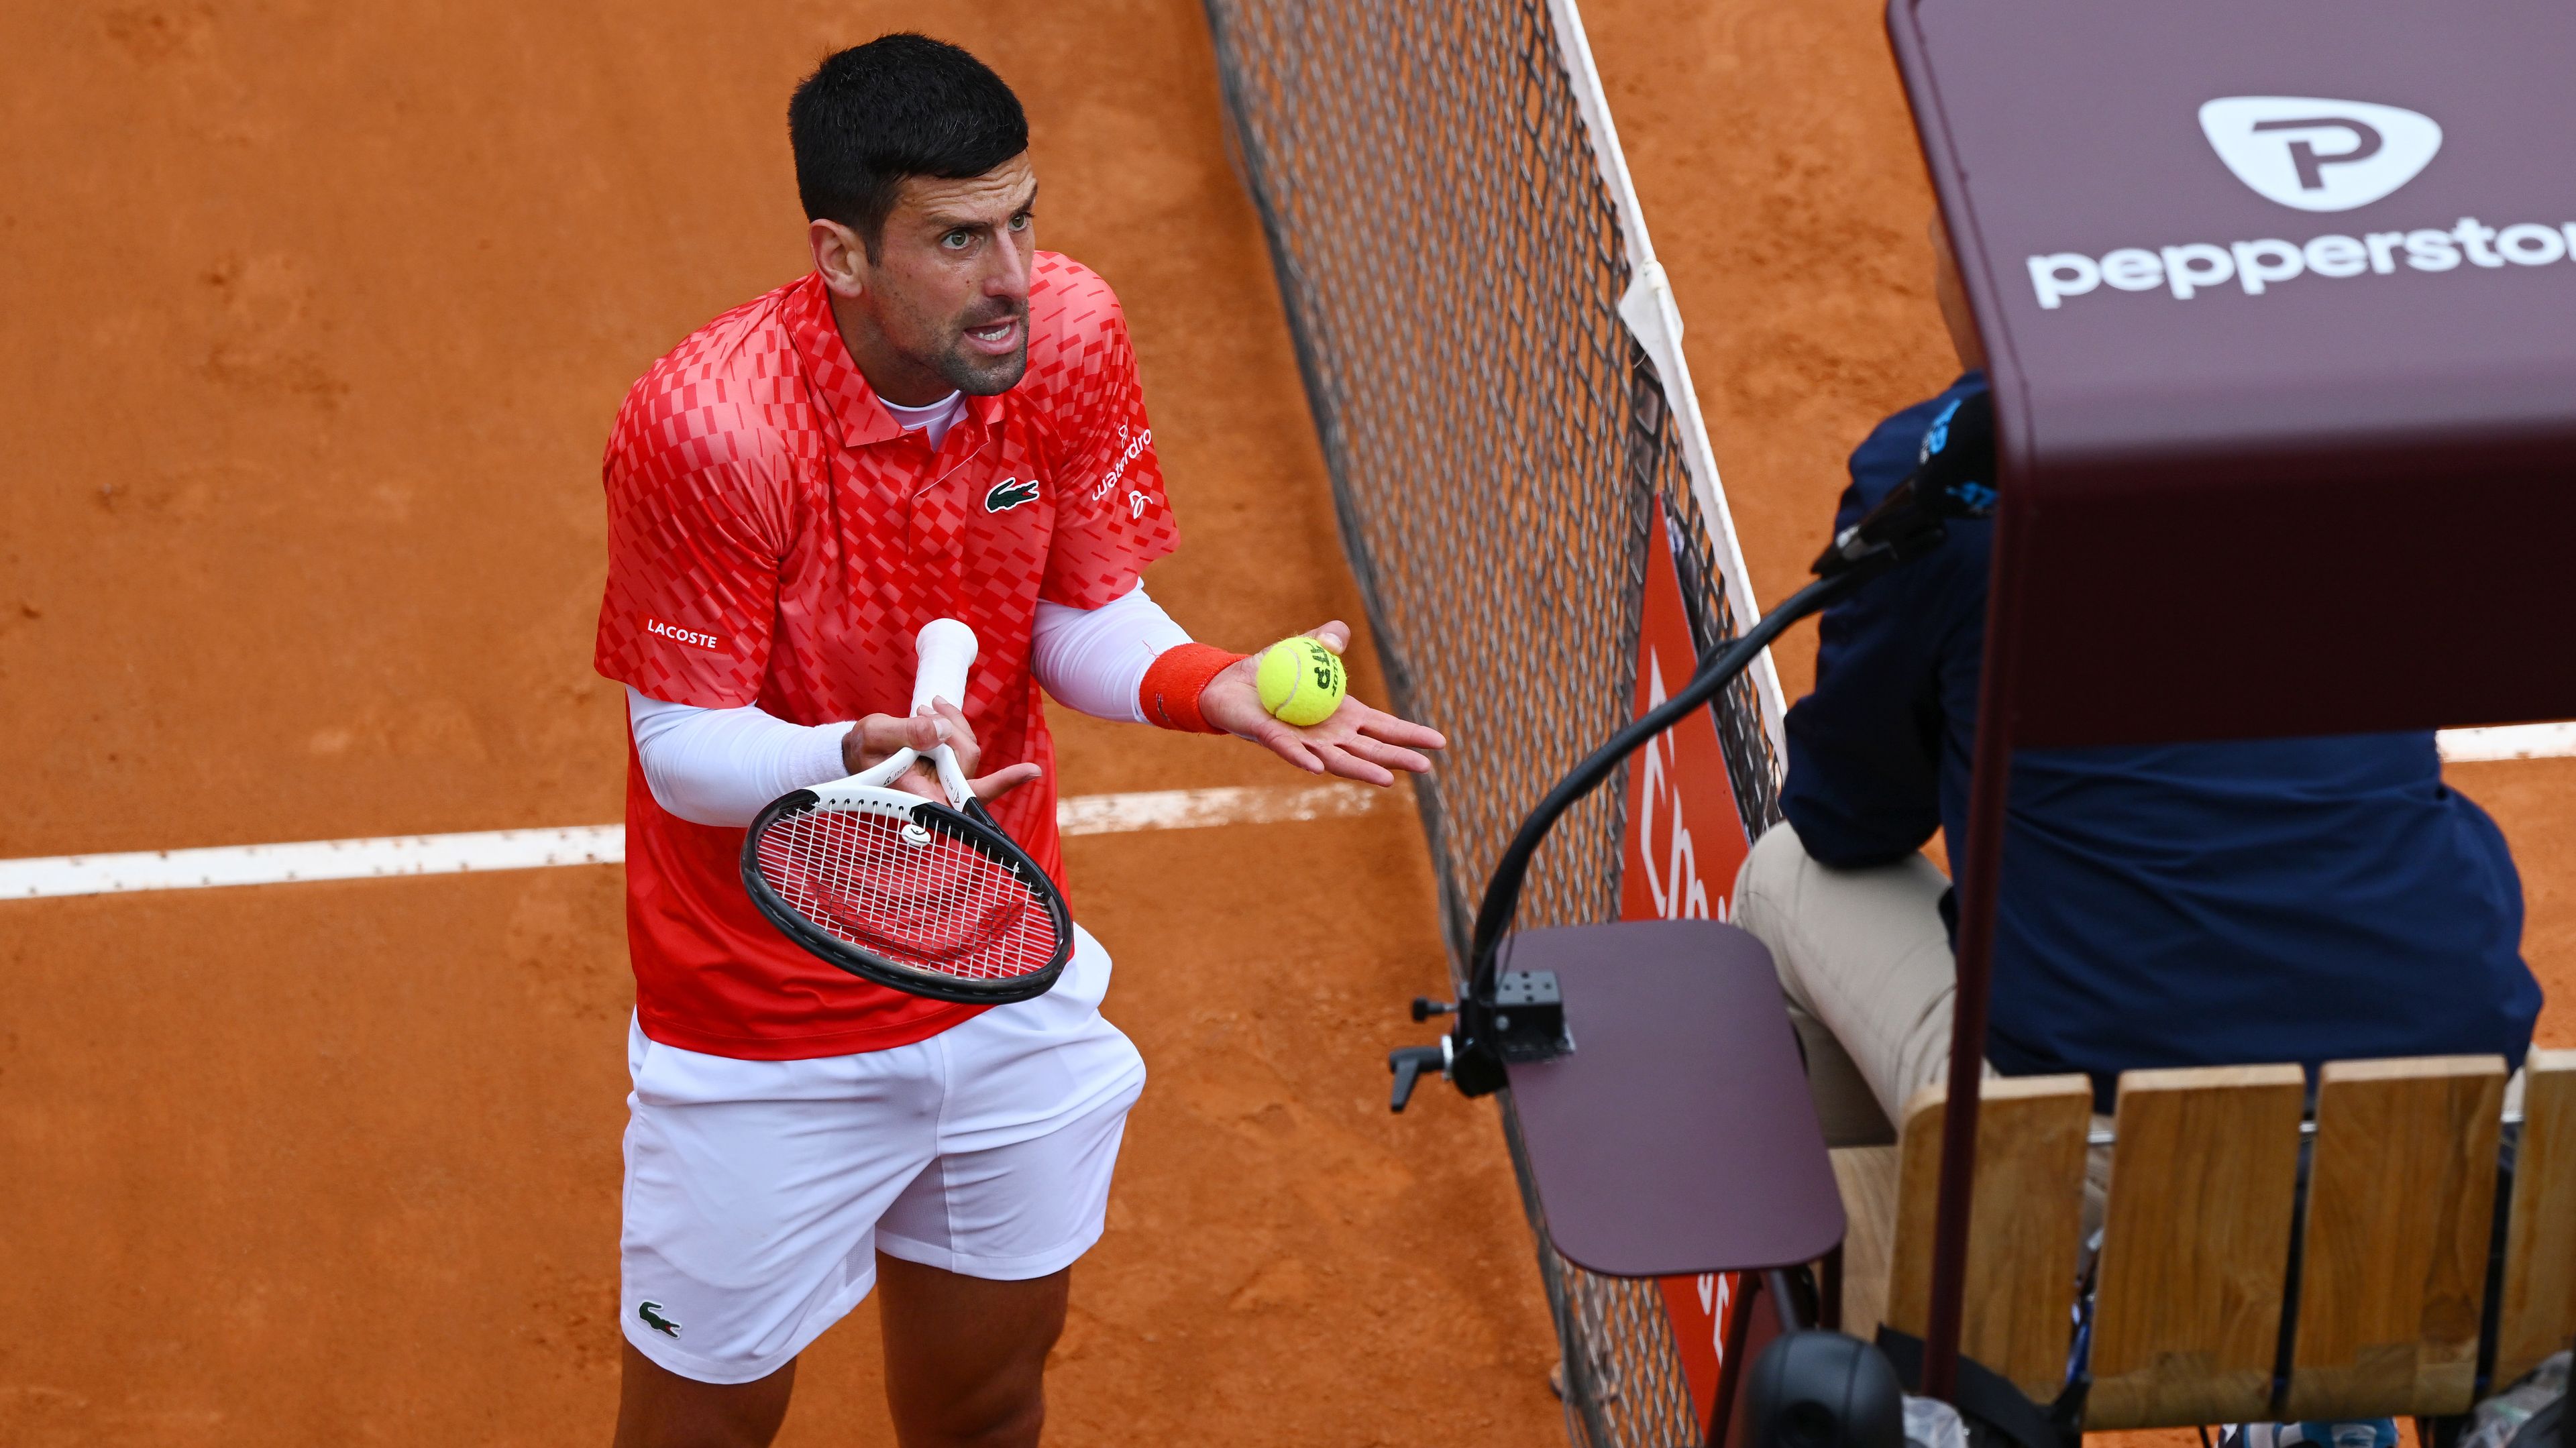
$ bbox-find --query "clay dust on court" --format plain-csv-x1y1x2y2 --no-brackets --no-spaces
0,3,2561,1445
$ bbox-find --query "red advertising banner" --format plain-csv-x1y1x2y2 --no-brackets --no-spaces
1619,504,1752,928
1620,500,1758,1435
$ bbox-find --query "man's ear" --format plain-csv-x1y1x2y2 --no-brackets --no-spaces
809,218,868,299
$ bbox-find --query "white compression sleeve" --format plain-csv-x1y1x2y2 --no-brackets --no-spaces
1030,583,1193,724
626,687,853,828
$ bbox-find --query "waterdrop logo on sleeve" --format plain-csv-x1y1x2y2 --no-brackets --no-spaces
2199,97,2443,212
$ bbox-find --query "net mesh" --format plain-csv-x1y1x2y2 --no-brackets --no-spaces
753,803,1062,983
1199,3,1782,1444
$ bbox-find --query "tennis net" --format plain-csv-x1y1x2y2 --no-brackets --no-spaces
1200,2,1785,1444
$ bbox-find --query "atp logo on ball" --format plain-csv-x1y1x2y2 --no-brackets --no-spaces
1256,637,1346,727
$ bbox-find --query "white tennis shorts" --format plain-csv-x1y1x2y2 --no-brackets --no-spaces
619,924,1144,1384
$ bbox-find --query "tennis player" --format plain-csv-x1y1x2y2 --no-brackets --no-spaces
592,35,1442,1448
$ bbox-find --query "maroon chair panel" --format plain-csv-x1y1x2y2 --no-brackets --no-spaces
1891,0,2576,745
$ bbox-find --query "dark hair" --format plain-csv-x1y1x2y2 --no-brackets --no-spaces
788,35,1028,259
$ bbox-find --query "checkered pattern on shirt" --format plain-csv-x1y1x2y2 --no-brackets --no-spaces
593,255,1177,1060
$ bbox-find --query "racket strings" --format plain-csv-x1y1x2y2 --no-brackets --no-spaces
753,807,1059,983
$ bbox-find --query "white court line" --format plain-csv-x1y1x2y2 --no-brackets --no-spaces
5,727,2563,903
2437,723,2576,764
1057,781,1389,835
0,783,1397,902
0,826,627,901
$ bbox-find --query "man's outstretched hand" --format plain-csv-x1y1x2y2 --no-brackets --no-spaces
1197,622,1446,787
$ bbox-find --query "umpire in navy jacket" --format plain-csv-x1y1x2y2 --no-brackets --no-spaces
1731,222,2542,1144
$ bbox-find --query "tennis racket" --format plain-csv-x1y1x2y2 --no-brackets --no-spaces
739,619,1073,1005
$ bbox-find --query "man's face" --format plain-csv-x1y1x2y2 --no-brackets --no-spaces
840,154,1038,398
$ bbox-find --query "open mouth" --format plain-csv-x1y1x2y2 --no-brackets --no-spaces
961,316,1023,355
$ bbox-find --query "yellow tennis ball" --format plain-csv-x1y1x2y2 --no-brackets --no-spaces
1256,636,1347,726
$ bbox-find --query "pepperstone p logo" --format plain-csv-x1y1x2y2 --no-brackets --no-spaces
2199,97,2443,213
637,1300,682,1338
984,476,1041,513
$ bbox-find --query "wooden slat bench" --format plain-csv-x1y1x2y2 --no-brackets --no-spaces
1850,1048,2576,1430
2500,1050,2576,1387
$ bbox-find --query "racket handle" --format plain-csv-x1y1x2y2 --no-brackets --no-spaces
912,619,979,717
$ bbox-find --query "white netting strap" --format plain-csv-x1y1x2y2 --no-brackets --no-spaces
1544,0,1788,763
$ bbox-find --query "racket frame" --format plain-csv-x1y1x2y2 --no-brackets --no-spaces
739,740,1073,1005
739,618,1071,1005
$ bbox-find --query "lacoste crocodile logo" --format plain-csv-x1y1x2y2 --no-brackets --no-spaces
637,1300,682,1338
984,476,1041,513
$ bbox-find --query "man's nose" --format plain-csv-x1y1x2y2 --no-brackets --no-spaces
984,233,1031,303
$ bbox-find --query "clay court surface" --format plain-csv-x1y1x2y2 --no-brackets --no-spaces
0,2,2563,1444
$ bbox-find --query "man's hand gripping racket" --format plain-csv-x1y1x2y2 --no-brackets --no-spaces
739,620,1073,1005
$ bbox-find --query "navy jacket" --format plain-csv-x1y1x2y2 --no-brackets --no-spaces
1780,373,2540,1102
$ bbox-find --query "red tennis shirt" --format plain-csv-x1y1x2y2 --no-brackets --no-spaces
594,256,1177,1059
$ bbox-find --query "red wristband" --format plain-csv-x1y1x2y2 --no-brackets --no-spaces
1140,643,1249,734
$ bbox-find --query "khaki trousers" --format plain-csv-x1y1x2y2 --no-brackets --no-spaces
1731,820,1988,1150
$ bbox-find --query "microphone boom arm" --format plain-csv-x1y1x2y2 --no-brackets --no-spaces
1387,547,1913,1111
